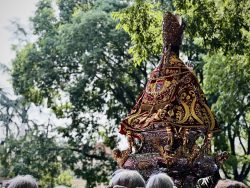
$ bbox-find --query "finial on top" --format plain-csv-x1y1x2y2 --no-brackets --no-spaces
162,12,185,51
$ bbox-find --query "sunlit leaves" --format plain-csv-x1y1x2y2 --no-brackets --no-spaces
112,0,163,65
203,51,250,181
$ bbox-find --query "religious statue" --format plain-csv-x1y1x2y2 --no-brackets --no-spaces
113,12,227,187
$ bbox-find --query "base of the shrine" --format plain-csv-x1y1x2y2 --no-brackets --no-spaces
120,152,228,187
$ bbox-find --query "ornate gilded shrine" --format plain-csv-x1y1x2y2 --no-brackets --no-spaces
113,12,227,187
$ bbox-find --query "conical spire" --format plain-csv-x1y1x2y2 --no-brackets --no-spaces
162,12,185,51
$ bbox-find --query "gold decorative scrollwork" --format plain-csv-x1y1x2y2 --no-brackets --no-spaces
190,95,203,125
178,100,190,124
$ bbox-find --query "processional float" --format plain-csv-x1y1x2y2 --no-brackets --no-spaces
113,12,227,187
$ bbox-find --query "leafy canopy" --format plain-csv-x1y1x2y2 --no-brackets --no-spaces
11,0,148,187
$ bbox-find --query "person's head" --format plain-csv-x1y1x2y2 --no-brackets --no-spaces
146,173,174,188
109,169,145,188
215,179,247,188
7,175,38,188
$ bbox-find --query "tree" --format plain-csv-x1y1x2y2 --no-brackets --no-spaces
203,52,250,182
0,65,30,139
0,132,62,188
0,64,73,188
0,70,71,188
11,0,148,187
112,1,163,65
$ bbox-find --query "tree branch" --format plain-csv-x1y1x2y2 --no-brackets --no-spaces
221,165,231,179
238,132,247,154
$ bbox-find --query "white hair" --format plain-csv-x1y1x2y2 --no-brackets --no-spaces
8,175,38,188
146,173,174,188
110,169,145,188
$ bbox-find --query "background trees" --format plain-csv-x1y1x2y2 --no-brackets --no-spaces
6,0,148,187
1,0,249,187
0,65,73,187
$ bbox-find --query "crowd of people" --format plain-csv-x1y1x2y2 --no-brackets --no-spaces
2,170,248,188
107,169,176,188
2,170,175,188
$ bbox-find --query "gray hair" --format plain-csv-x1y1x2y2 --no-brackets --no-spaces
146,173,174,188
8,175,38,188
109,169,145,188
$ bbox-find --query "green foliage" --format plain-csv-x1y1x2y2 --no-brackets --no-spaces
11,0,147,187
0,132,62,188
0,90,30,138
203,52,250,181
0,88,61,187
57,0,94,22
174,0,250,55
56,170,73,187
112,0,163,65
31,0,57,35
